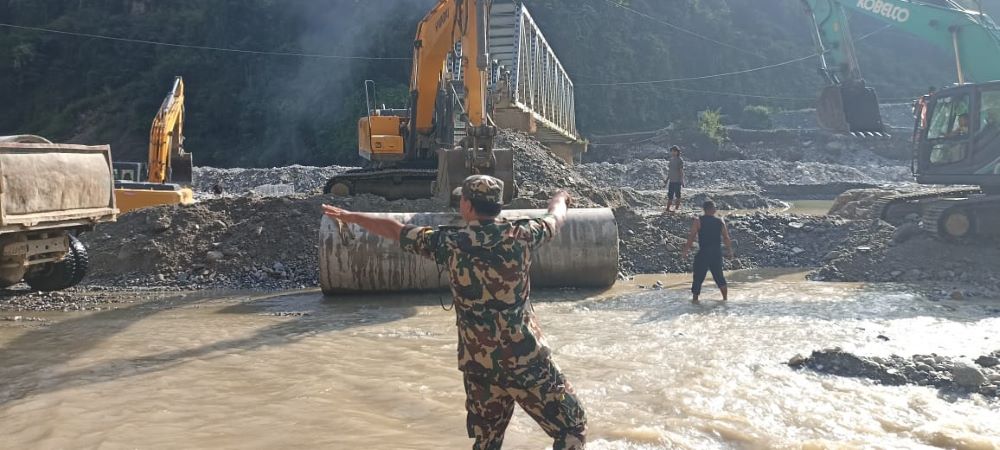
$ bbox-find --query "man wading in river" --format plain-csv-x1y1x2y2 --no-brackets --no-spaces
322,175,587,450
682,201,733,303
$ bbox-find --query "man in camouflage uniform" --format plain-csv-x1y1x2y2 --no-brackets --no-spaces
322,175,587,450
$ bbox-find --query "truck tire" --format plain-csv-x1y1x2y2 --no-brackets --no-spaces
68,236,89,286
23,236,85,291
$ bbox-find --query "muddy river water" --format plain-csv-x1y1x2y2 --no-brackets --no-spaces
2,273,999,449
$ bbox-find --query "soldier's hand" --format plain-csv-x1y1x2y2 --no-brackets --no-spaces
554,190,573,207
322,204,355,223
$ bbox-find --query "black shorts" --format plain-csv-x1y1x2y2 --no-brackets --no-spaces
667,182,683,200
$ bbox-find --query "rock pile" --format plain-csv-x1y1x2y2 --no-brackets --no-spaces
811,218,1000,294
578,159,907,194
790,348,1000,399
193,165,356,196
615,208,852,275
81,194,448,290
501,130,623,208
813,190,1000,291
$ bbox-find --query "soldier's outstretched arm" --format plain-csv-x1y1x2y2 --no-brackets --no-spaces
322,205,404,241
547,190,572,228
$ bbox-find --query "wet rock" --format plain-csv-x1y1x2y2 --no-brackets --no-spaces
952,362,987,388
790,349,907,386
950,290,964,301
975,355,1000,369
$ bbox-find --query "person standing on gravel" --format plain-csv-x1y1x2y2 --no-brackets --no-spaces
682,201,733,303
322,175,587,450
665,146,685,213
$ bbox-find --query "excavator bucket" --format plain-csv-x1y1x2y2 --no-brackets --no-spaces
816,84,885,134
435,147,515,204
170,151,194,184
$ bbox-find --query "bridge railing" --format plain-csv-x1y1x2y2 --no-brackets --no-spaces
489,1,580,142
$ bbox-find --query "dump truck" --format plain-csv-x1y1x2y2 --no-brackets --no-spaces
0,135,117,291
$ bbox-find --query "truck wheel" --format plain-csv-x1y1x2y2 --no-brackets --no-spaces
23,237,84,291
68,236,89,286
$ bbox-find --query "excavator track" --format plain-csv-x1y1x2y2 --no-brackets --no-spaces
323,168,438,200
919,194,1000,240
871,188,982,225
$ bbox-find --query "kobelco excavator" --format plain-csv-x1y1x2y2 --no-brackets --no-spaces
113,76,195,213
322,0,514,203
802,0,1000,239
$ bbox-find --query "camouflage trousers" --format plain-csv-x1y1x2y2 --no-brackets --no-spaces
463,357,587,450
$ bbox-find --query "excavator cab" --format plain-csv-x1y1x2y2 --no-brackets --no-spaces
816,80,885,134
915,82,1000,189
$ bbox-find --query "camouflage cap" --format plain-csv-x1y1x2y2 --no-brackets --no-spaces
461,175,504,204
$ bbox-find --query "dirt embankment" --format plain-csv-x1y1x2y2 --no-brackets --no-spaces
809,187,1000,296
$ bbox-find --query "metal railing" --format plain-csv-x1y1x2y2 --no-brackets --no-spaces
445,2,581,143
489,1,579,141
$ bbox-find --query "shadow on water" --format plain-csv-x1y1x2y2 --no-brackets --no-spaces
0,290,419,408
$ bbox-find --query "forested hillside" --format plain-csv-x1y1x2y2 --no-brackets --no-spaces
1,0,996,167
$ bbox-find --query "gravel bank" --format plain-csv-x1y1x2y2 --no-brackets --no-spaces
578,160,909,194
193,165,356,196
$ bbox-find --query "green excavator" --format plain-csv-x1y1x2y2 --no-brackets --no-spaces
803,0,1000,240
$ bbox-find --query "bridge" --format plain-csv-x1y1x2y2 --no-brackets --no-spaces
489,1,587,162
448,1,587,163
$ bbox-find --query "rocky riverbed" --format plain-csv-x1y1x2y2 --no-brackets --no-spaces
790,349,1000,400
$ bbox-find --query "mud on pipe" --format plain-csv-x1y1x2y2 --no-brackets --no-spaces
319,208,619,295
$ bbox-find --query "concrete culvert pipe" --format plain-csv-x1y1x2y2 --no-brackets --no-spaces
319,208,619,295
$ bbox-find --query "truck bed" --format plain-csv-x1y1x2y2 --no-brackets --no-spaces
0,138,117,232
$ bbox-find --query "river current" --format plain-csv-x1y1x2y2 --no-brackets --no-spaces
2,273,998,449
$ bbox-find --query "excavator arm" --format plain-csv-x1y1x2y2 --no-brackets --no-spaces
347,0,513,202
147,76,193,184
410,0,490,137
802,0,1000,133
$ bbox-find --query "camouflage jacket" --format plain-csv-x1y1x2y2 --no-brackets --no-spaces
400,214,559,375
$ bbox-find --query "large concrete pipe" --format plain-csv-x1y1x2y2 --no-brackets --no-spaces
319,208,619,295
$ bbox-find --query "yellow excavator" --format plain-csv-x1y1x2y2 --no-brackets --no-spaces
113,76,195,213
323,0,515,203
